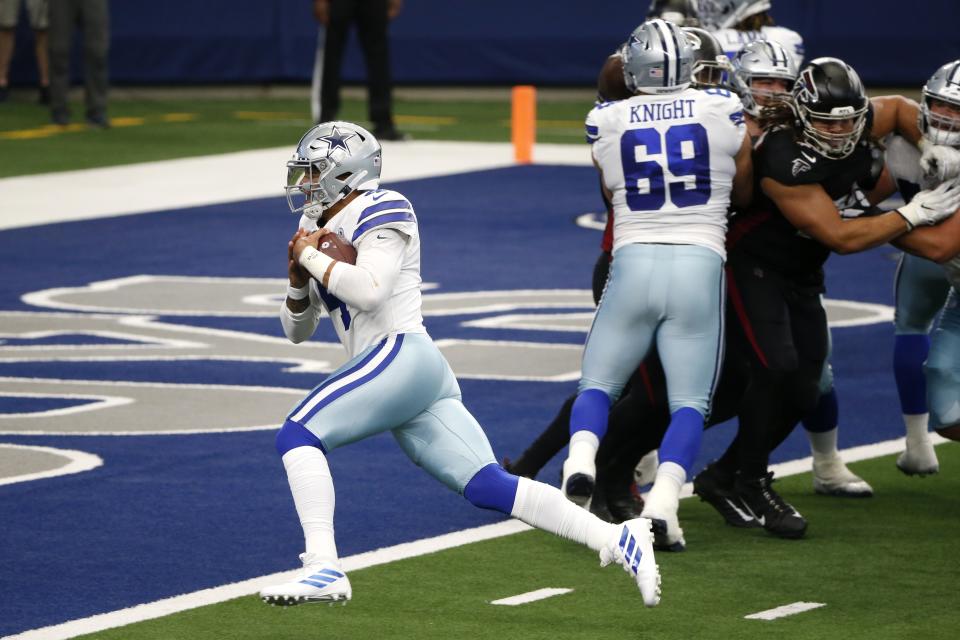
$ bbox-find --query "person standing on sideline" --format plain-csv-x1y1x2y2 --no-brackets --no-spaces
561,18,754,552
258,120,661,608
312,0,407,140
48,0,109,127
0,0,49,103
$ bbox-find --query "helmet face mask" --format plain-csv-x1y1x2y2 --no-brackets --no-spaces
623,19,695,95
793,58,868,159
732,40,797,117
284,121,382,220
919,60,960,148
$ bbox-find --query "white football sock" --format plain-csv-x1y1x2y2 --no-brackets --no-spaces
643,461,685,516
510,476,615,551
903,413,931,447
807,426,840,461
282,446,340,566
567,430,600,473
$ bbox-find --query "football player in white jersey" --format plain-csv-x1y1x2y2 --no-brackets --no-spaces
700,0,804,67
562,19,753,551
259,121,662,607
884,61,960,469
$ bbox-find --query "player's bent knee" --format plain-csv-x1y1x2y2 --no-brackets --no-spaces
275,419,324,456
464,463,519,514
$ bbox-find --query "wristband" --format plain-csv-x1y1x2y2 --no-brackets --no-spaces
286,284,309,300
299,245,337,287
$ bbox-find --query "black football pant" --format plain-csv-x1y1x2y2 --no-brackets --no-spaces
319,0,394,130
714,255,828,479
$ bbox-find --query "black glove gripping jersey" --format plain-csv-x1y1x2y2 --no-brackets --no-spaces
726,118,881,288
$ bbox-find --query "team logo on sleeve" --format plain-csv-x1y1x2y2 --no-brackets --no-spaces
791,157,812,176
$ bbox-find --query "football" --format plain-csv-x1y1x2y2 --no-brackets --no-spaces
316,233,357,265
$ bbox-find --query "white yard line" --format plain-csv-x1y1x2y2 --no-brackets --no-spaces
0,141,589,231
745,601,826,620
490,588,573,606
7,435,946,640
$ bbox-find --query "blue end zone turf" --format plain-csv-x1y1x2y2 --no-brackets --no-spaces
0,165,909,635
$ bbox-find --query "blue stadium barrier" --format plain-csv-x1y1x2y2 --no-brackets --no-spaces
5,1,960,88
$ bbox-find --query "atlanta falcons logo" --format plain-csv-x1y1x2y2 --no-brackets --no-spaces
796,68,819,103
792,157,812,176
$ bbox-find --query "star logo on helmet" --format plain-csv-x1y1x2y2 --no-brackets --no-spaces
314,125,356,156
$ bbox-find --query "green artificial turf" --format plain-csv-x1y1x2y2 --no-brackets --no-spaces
75,445,960,640
0,93,593,178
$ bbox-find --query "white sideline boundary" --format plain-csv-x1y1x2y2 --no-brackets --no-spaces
6,435,948,640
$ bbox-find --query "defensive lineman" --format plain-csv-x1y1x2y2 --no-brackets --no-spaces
259,121,661,607
563,19,753,551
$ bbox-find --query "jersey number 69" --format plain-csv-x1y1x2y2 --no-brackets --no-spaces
620,123,712,212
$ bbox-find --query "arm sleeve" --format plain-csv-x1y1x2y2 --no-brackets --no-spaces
325,228,407,312
279,284,323,344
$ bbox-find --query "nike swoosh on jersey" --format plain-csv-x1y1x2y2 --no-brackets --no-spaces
370,191,389,201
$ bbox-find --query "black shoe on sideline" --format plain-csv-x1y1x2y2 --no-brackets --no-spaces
693,463,760,529
734,472,807,539
374,126,410,141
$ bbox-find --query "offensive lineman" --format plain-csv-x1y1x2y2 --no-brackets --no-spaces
258,121,661,607
700,0,804,66
562,18,753,551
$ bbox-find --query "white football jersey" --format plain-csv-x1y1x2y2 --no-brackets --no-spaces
586,87,747,258
884,136,960,291
713,25,804,67
309,188,426,358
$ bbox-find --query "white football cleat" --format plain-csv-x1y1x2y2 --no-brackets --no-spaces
561,456,595,509
812,455,873,497
640,506,686,552
897,439,940,476
260,553,352,607
600,517,661,607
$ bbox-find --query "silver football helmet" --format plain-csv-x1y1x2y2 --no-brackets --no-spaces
284,121,382,220
919,60,960,148
682,26,733,89
732,40,798,116
623,19,695,95
699,0,770,30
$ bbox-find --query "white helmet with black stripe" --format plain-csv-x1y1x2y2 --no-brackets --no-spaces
732,40,798,116
284,121,382,220
622,19,695,95
919,60,960,148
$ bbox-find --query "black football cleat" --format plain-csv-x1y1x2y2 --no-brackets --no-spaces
734,472,807,539
693,463,760,529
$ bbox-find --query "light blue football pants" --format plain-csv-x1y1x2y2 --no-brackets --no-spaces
926,288,960,430
286,332,497,492
579,243,725,415
894,253,951,334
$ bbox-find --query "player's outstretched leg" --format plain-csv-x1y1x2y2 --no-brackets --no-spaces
260,424,352,606
465,463,661,607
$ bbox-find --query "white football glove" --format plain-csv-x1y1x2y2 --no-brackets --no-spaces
897,178,960,230
920,142,960,182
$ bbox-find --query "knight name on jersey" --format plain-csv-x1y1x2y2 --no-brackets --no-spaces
630,98,697,124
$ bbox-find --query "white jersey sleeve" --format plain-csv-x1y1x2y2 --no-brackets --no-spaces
884,134,924,187
588,87,746,259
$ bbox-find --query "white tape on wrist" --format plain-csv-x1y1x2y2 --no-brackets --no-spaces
286,284,309,300
299,245,336,286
